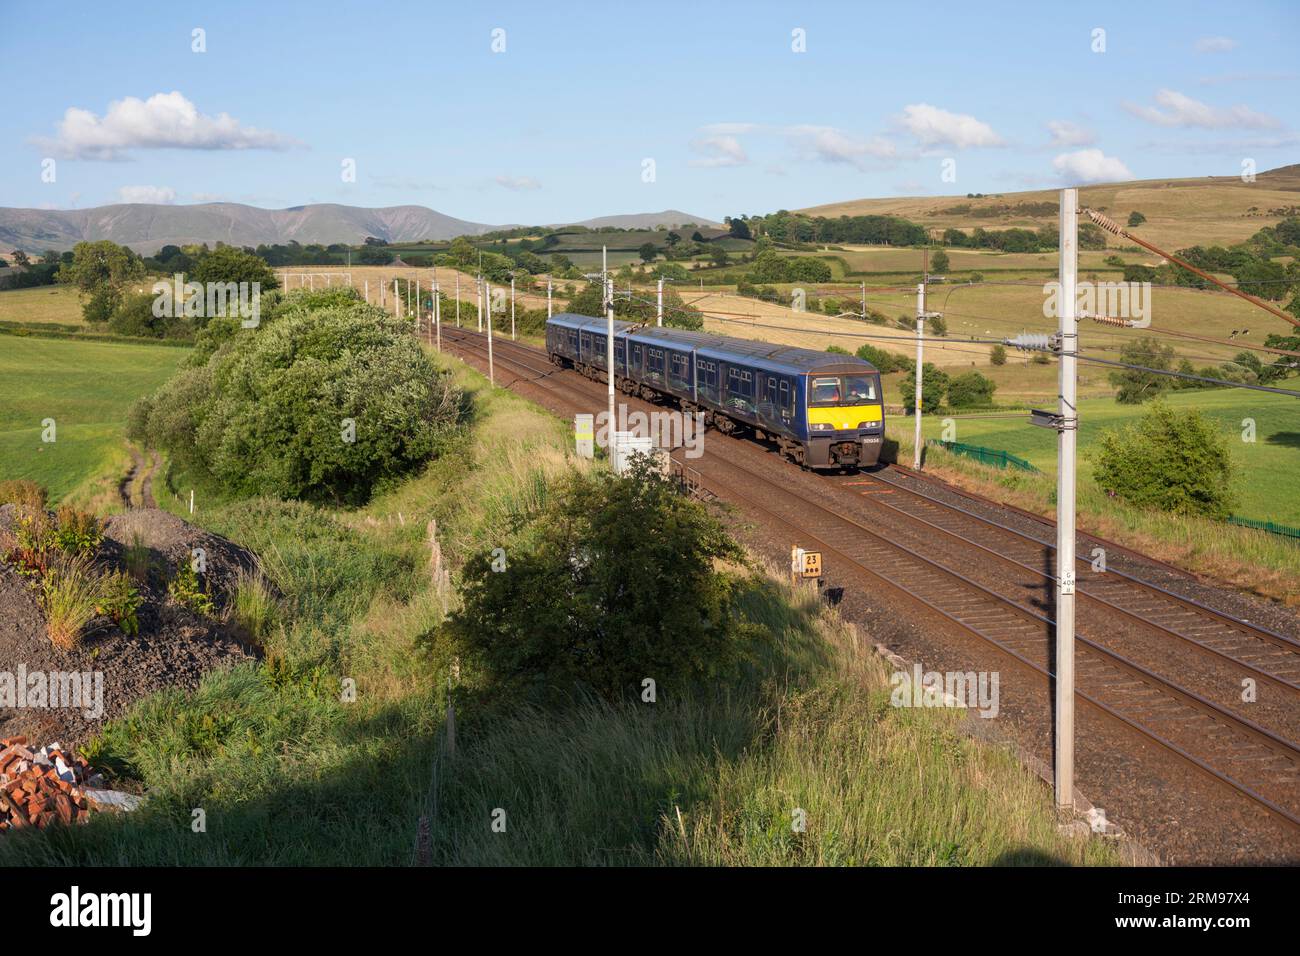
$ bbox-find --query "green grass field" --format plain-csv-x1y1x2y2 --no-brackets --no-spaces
0,285,86,325
917,388,1300,525
0,336,183,502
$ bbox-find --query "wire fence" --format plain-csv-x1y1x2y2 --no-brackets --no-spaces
927,438,1038,473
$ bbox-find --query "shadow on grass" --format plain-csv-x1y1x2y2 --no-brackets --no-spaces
1265,431,1300,449
0,699,436,867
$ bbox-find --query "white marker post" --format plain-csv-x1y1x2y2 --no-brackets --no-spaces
1055,187,1079,811
913,282,924,470
510,275,516,340
657,277,664,327
476,276,483,332
434,278,441,351
485,281,495,385
455,272,461,327
547,275,553,318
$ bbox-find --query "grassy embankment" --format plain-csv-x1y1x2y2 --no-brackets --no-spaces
0,347,1118,865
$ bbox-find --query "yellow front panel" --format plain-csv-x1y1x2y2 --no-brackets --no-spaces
807,404,882,430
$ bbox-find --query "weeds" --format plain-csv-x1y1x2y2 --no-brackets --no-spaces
0,479,47,509
53,504,104,556
41,553,104,650
167,561,215,617
124,531,151,583
97,569,141,636
231,568,279,644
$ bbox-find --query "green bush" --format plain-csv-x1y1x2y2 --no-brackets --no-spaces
947,371,997,408
990,344,1007,366
440,464,746,705
134,300,461,504
1093,401,1237,518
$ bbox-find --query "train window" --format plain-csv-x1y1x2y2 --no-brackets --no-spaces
779,380,791,411
767,378,777,404
810,374,878,405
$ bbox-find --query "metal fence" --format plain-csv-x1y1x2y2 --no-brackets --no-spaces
927,439,1038,473
1226,515,1300,543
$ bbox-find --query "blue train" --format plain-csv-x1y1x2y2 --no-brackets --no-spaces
545,313,885,469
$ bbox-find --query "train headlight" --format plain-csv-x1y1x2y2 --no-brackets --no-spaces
858,421,881,430
810,422,833,431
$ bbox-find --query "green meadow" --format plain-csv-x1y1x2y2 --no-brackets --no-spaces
917,388,1300,525
0,335,183,503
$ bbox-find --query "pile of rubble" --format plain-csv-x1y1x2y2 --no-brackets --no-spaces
0,737,100,833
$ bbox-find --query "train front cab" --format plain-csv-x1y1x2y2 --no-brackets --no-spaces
801,368,884,470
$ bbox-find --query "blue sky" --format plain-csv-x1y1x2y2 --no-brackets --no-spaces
1,0,1295,224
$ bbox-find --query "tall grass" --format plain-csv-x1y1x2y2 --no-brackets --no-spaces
41,553,103,649
425,570,1120,866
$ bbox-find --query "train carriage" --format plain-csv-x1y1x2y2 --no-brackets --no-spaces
545,313,884,470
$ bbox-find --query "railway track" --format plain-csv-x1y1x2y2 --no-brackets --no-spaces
435,326,1300,842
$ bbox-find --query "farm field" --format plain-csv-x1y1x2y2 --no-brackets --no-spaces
788,246,1127,276
799,165,1300,251
0,336,183,502
279,263,556,313
0,284,85,325
676,278,1294,379
917,388,1300,525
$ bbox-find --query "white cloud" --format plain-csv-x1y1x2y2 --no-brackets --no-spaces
1046,120,1095,147
117,185,176,204
1123,89,1280,130
1195,36,1237,54
495,175,541,191
37,91,297,160
1052,149,1133,184
689,135,748,168
897,103,1003,149
785,125,897,168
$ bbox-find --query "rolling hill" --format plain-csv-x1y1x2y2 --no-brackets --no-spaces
0,203,720,254
797,164,1300,250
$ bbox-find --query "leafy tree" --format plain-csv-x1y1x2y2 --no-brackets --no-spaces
1093,401,1236,518
855,342,909,374
899,363,948,413
946,371,996,407
1127,211,1146,227
638,242,657,263
727,217,752,240
11,250,30,267
130,296,460,504
990,344,1007,366
190,245,279,293
929,249,950,274
1109,337,1176,404
439,464,746,705
57,240,146,322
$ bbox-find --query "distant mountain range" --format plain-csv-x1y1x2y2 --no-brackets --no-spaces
0,204,720,254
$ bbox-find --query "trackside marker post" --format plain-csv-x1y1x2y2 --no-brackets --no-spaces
1056,187,1079,810
485,281,494,386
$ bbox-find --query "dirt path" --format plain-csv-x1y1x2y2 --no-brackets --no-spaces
119,446,159,509
141,450,159,509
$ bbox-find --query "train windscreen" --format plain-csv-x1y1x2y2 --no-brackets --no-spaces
809,374,879,406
